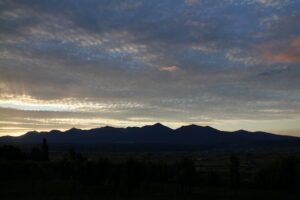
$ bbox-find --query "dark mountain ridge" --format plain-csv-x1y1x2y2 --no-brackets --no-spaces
0,123,299,151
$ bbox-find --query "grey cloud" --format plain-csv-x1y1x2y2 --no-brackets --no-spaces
1,0,300,135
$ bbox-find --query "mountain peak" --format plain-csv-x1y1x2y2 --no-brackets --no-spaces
234,129,249,133
65,127,81,133
24,131,39,136
152,123,166,127
177,124,201,130
176,124,219,134
141,123,173,132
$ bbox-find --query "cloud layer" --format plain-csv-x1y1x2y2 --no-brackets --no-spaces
1,0,300,135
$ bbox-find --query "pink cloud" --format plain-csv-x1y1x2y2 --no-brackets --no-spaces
159,66,179,72
291,37,300,48
260,37,300,64
264,52,300,64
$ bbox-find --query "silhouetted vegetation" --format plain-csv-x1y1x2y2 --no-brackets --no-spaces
255,156,299,189
42,138,49,161
0,144,300,199
229,154,240,188
30,147,45,161
0,145,26,160
64,148,86,161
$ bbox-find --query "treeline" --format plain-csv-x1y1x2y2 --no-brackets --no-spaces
0,139,49,161
0,143,300,199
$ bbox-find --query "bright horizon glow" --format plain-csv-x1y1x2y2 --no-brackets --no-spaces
2,96,298,136
1,114,299,137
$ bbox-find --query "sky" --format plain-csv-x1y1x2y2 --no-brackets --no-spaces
0,0,300,136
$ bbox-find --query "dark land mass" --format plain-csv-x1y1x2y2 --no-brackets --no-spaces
1,124,300,199
0,144,300,200
1,123,300,152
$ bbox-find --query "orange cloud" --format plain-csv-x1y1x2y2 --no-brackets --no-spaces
159,66,179,72
261,37,300,64
264,52,300,64
291,37,300,48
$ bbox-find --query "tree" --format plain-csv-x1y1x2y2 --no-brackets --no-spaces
31,147,44,161
229,154,240,188
42,138,49,161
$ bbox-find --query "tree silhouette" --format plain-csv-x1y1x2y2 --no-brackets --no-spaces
31,147,44,161
42,138,49,161
0,145,25,160
66,148,86,161
255,156,299,189
229,154,240,188
176,158,196,190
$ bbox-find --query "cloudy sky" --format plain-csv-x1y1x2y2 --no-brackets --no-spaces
1,0,300,136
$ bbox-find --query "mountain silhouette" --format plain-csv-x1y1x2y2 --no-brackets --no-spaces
0,124,299,151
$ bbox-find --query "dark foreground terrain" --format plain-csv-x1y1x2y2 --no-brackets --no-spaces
0,142,300,200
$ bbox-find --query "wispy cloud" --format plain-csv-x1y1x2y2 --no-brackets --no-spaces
185,0,202,6
1,0,300,135
159,66,179,72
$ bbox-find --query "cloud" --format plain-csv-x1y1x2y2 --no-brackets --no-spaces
264,52,300,63
225,0,293,8
185,0,201,6
255,0,292,7
291,37,300,48
159,66,179,72
260,36,300,64
1,0,300,135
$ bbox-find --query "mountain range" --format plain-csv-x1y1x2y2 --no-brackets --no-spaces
1,123,300,151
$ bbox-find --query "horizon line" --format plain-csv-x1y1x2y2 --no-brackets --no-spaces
3,122,297,138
